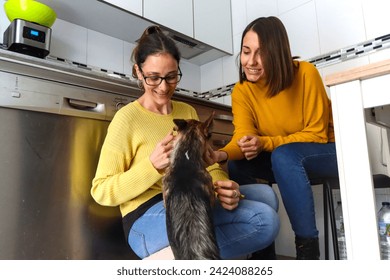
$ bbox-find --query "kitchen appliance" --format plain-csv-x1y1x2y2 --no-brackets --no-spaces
0,49,139,259
3,19,52,58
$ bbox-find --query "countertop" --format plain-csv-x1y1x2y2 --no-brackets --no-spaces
325,58,390,86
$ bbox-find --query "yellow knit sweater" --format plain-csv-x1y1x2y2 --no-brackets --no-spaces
91,100,228,217
221,61,335,160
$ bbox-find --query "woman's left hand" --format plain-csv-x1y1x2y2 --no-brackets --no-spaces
214,180,241,210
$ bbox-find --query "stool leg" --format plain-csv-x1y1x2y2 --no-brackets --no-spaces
323,184,329,260
326,181,339,260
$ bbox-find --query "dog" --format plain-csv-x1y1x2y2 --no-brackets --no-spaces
162,113,220,260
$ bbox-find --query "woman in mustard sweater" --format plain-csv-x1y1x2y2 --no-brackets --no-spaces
91,25,280,259
214,17,338,259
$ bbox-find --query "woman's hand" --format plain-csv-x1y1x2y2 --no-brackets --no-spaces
237,135,261,160
214,180,242,210
149,132,175,172
203,144,218,166
207,150,228,165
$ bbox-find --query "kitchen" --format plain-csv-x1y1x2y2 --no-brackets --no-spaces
0,0,390,263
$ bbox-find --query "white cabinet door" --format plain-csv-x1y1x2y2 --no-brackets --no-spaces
144,0,193,37
193,0,233,54
100,0,143,16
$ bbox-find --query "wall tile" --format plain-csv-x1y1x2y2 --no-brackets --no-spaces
222,33,241,87
49,19,88,64
277,0,312,15
279,1,320,60
123,41,135,76
200,58,224,92
0,0,9,44
316,0,366,54
246,0,278,25
230,0,247,37
86,29,124,73
362,0,390,39
369,48,390,64
179,60,201,93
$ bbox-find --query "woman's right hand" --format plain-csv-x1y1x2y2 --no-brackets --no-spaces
149,132,175,172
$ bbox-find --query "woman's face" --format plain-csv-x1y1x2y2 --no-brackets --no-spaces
240,30,264,82
136,52,180,105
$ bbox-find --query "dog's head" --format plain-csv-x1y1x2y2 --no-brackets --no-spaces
172,112,214,165
173,112,213,140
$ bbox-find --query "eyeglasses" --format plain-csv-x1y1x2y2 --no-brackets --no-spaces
140,67,182,86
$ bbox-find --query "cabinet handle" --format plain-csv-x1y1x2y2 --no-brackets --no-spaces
214,114,233,122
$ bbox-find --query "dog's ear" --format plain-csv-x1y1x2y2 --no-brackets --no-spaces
173,119,188,131
202,112,214,139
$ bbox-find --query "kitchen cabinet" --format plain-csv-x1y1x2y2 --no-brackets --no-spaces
104,0,233,54
144,0,194,37
101,0,143,16
37,0,232,65
144,0,233,54
194,0,233,54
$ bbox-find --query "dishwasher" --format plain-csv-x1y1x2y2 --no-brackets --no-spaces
0,50,139,259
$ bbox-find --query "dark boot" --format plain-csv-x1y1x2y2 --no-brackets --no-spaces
295,236,320,260
249,242,277,260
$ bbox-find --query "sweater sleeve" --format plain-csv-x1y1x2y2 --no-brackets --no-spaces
259,64,331,151
91,108,163,207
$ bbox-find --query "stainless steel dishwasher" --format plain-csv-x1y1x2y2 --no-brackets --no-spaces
0,50,140,259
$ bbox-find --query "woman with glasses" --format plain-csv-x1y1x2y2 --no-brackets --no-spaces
91,25,280,259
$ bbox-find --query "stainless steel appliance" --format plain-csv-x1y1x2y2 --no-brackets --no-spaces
0,49,139,259
3,19,52,58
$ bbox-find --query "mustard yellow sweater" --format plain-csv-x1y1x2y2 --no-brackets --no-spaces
221,61,335,160
91,100,228,217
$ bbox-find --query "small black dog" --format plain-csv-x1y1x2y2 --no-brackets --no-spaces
162,114,220,260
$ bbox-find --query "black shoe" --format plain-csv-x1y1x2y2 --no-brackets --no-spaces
295,236,320,260
249,242,277,260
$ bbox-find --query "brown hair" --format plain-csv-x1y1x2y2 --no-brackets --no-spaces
131,25,181,78
239,16,299,97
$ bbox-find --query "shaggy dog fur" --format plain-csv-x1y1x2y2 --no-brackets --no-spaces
162,114,220,260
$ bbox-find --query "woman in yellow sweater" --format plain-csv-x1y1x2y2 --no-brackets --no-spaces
214,17,338,259
91,25,280,259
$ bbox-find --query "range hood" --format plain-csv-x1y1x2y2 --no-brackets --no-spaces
38,0,230,65
163,30,213,60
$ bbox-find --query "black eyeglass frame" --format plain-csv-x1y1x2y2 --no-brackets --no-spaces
139,67,183,86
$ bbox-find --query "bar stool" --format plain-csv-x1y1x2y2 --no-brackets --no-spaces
322,174,390,260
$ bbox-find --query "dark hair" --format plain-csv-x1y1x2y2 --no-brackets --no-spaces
239,16,299,97
131,25,181,78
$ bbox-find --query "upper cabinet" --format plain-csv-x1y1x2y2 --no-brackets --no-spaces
143,0,233,54
38,0,232,65
144,0,194,38
104,0,233,54
193,0,233,54
101,0,143,16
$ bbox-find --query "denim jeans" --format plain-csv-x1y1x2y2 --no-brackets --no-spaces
228,142,338,238
128,184,280,259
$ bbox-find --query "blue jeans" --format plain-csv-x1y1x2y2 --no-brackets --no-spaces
228,142,338,238
128,184,280,259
